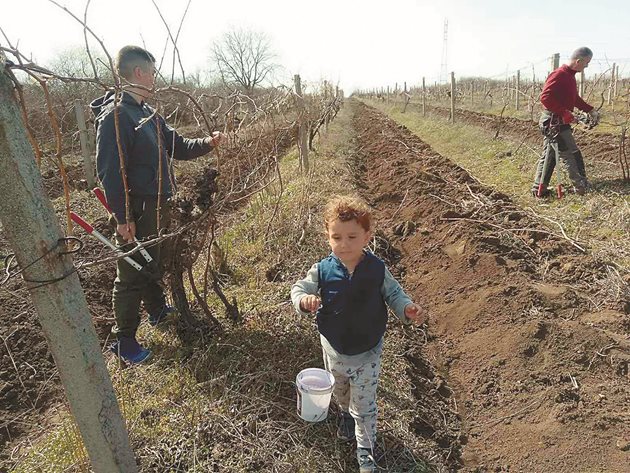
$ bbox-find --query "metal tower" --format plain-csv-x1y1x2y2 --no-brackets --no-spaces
440,19,448,84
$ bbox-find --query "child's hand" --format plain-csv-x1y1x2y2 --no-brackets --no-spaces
300,295,321,313
404,303,427,325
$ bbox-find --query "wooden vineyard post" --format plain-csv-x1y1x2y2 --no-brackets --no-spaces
294,74,309,171
506,76,510,102
607,63,616,106
450,71,456,123
402,81,410,113
0,54,137,473
74,99,96,188
514,71,521,111
422,77,426,117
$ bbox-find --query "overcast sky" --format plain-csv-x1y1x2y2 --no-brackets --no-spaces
2,0,628,92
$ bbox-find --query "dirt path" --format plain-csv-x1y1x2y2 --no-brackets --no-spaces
351,100,629,472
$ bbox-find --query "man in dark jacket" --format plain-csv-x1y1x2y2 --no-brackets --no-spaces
91,45,224,363
531,47,599,198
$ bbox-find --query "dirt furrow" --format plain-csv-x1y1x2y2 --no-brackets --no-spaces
351,100,629,473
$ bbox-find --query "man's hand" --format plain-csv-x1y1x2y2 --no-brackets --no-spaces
116,222,136,242
588,110,600,126
300,295,321,313
210,131,226,147
561,110,575,125
404,303,427,325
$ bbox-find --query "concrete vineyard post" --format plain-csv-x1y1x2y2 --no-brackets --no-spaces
0,55,137,473
74,99,96,188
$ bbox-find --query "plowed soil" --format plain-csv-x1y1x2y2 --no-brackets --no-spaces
351,100,629,472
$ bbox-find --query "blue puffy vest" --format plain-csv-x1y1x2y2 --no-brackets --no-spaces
317,252,387,355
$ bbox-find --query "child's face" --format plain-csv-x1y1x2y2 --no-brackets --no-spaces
326,218,372,266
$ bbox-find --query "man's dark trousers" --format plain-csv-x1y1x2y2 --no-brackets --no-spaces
532,111,588,195
112,196,170,339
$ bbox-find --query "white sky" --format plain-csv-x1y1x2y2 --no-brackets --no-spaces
2,0,629,92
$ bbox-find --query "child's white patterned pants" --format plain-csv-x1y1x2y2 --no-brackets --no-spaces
321,336,382,449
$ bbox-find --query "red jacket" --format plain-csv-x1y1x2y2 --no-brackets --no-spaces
540,64,593,122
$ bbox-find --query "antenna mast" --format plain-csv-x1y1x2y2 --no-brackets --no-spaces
440,18,448,84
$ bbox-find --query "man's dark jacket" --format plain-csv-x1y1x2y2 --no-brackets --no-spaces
91,91,213,223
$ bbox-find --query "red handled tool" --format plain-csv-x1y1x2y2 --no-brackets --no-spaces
92,188,154,264
551,139,563,199
70,212,145,272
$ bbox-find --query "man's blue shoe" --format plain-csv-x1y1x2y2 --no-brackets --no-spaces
110,336,151,364
148,304,177,327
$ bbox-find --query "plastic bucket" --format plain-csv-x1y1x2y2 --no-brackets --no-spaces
296,368,335,422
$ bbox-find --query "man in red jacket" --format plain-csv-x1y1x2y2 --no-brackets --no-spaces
532,47,600,197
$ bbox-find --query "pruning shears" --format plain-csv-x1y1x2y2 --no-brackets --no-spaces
92,188,155,265
70,189,160,280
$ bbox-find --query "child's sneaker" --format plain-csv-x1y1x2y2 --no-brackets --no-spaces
148,304,177,327
337,411,355,442
356,447,376,473
110,336,151,364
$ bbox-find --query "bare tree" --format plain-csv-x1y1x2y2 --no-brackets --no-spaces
49,46,108,79
211,29,276,93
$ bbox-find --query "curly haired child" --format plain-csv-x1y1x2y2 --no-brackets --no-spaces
291,195,426,473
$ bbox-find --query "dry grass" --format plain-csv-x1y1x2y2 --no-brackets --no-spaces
11,104,434,472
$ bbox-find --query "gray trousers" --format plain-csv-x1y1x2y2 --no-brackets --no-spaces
322,336,382,449
532,111,588,194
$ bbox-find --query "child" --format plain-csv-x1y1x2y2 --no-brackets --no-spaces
291,196,425,473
